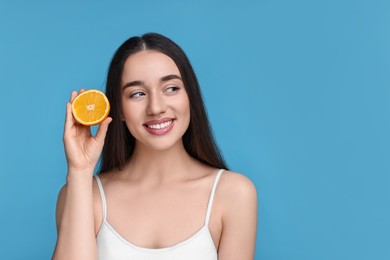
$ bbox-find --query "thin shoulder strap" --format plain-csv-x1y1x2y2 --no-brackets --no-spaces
95,175,107,221
205,169,225,226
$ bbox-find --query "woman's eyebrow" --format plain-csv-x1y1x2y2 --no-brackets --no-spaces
160,74,182,82
122,80,143,90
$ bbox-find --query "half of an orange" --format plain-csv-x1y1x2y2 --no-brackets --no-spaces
71,89,110,126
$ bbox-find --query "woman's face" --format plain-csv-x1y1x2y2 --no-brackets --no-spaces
120,50,190,151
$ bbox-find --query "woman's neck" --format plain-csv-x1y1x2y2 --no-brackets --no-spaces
121,141,201,184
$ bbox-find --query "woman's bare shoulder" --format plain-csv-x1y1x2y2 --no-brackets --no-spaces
219,170,257,198
216,170,258,215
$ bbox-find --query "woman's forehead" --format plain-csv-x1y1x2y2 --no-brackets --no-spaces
122,50,181,82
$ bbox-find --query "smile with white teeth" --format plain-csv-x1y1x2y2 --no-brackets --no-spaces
146,120,173,129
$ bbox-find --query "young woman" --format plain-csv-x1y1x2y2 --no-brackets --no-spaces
53,33,257,260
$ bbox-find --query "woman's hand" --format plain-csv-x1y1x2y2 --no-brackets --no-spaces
63,89,112,174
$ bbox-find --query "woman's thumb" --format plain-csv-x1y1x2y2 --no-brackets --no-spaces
94,117,113,144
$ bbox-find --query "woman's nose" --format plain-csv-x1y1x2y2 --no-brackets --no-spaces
146,93,167,116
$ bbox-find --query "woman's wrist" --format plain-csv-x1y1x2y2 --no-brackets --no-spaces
66,167,95,183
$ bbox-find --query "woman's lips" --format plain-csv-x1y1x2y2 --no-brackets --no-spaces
144,118,174,135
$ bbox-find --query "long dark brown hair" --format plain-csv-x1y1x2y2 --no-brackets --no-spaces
99,33,228,173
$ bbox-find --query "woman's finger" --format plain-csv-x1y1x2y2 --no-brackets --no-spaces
94,117,112,144
65,90,80,132
70,90,77,103
64,102,76,133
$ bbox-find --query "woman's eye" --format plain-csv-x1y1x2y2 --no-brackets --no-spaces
130,91,145,98
166,85,180,93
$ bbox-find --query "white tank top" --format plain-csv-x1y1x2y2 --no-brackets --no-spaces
94,169,224,260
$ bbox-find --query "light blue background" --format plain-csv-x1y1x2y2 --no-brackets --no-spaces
1,0,389,259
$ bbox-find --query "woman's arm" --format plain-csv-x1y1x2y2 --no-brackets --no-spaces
217,172,258,260
52,90,111,260
53,172,97,260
